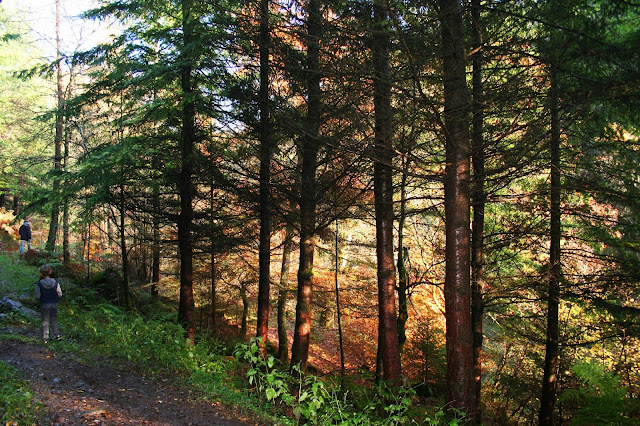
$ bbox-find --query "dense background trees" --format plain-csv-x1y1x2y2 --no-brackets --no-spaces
2,0,639,423
0,7,53,214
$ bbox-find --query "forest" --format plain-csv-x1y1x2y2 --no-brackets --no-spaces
1,0,640,424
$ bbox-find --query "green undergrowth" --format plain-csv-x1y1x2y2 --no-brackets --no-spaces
59,302,436,424
59,300,263,420
233,338,437,425
560,361,640,425
0,253,455,425
0,361,43,424
0,255,40,296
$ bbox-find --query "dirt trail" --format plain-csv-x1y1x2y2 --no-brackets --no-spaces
0,325,259,425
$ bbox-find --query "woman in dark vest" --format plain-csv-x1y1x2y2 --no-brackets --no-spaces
34,264,62,343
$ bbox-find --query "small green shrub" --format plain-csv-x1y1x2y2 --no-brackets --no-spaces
421,407,462,426
234,339,297,406
0,309,38,330
233,338,418,425
560,360,640,425
24,250,62,270
55,261,87,282
0,360,42,424
86,267,123,303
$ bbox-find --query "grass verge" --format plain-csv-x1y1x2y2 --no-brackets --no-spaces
0,360,43,424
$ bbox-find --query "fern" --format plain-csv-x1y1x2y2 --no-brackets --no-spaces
560,361,638,425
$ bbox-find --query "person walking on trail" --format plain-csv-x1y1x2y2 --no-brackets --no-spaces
34,264,62,343
18,218,32,256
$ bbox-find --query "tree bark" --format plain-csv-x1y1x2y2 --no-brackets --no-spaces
256,0,272,357
277,225,294,362
373,0,402,384
241,280,249,338
539,61,562,426
107,217,114,251
440,0,475,418
210,248,217,331
334,219,345,379
151,235,160,293
375,344,383,385
63,122,70,265
119,184,132,309
209,185,217,332
150,153,161,297
177,0,196,343
85,213,92,280
46,0,63,253
470,0,485,422
290,0,321,373
62,76,73,265
396,156,409,353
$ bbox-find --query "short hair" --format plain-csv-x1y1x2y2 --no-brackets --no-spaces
40,264,53,277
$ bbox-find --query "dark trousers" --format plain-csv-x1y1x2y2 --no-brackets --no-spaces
40,303,60,340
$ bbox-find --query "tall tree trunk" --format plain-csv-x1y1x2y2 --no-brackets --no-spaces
119,183,132,308
375,344,383,384
241,280,249,338
440,0,475,418
209,185,217,332
62,96,71,265
470,0,485,422
210,247,217,331
256,0,272,356
62,200,69,261
107,216,114,251
539,61,562,426
150,151,161,296
396,155,409,353
177,0,196,343
372,0,402,384
151,177,160,297
86,213,92,280
277,225,294,362
335,219,345,379
290,0,321,373
46,0,63,252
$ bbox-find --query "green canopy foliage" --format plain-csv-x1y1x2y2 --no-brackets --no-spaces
0,6,54,201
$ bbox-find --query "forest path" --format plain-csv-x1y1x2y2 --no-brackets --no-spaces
0,324,258,425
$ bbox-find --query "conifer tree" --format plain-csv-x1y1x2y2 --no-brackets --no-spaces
372,0,402,383
75,0,235,333
46,0,64,252
291,0,323,372
439,0,475,417
256,0,272,356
